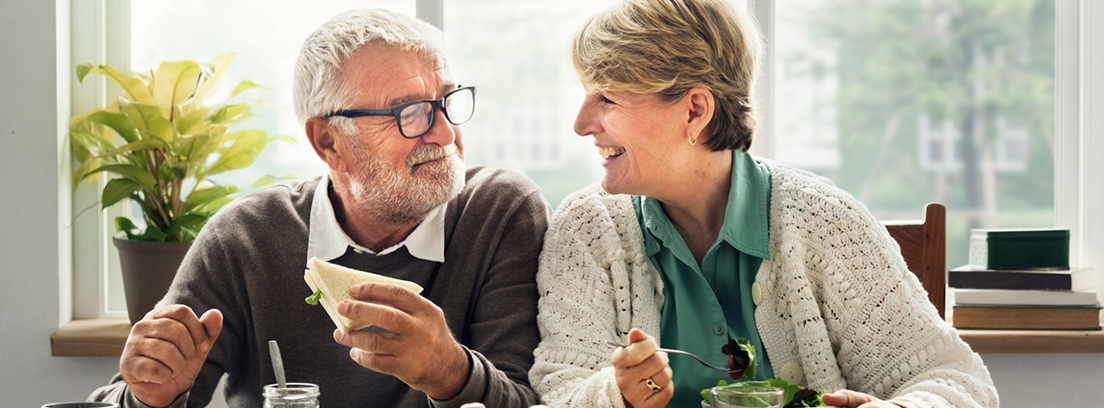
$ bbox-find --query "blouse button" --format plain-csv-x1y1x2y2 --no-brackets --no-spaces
714,324,725,335
780,362,804,384
751,282,764,306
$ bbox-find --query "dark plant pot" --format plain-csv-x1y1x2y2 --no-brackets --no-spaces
113,237,192,324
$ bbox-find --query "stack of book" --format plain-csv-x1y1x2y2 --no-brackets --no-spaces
949,229,1101,330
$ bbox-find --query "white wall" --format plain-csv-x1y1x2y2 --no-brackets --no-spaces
983,353,1104,407
0,0,1100,407
0,0,123,406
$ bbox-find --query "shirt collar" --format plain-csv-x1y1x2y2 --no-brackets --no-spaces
306,173,446,266
640,150,771,260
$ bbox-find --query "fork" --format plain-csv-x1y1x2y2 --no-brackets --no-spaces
600,340,740,373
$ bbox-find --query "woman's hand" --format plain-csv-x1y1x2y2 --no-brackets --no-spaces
821,389,900,408
612,328,674,408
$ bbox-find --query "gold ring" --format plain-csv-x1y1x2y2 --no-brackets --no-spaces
645,377,662,393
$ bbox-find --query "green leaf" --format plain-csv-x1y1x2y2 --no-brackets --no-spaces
272,134,297,143
81,163,157,192
81,110,138,143
192,196,233,215
101,178,141,208
192,52,235,103
766,378,804,406
183,184,239,214
173,106,217,136
121,103,174,142
250,174,297,188
160,161,189,184
174,134,218,168
75,63,93,83
701,380,728,404
738,338,757,380
71,156,101,190
230,79,266,98
200,129,267,177
153,60,203,110
166,213,208,236
96,139,164,161
305,289,323,305
69,129,117,162
136,223,170,242
115,216,140,240
84,64,155,105
210,101,256,125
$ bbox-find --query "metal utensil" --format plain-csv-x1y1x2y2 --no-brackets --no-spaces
600,340,741,373
269,340,287,393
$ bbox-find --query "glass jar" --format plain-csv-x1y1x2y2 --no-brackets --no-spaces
263,383,320,408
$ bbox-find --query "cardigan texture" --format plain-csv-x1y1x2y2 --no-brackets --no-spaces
90,166,549,408
529,158,998,408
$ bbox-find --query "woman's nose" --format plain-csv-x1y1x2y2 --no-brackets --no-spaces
573,101,599,137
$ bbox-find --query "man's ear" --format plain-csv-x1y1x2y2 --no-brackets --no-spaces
305,116,346,172
684,87,715,145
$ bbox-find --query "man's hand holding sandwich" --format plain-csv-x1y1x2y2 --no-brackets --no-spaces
333,281,471,400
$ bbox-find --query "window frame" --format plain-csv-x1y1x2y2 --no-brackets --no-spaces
70,0,132,319
68,0,1104,318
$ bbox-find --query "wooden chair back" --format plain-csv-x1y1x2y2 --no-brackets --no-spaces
882,203,947,319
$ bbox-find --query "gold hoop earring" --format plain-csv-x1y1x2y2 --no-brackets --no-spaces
689,135,698,146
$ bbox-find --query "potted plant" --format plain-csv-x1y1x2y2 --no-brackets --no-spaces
70,52,289,323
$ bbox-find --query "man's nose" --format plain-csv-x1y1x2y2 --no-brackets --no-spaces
419,105,456,146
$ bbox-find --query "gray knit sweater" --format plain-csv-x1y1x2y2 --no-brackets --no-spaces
90,166,550,408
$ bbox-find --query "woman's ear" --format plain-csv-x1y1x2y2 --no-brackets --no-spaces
305,116,347,172
685,87,715,145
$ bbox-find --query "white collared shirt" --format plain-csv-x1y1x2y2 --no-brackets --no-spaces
305,173,446,266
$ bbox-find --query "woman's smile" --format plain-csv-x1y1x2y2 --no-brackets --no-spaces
598,146,627,162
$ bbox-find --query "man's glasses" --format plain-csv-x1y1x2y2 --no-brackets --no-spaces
324,86,477,139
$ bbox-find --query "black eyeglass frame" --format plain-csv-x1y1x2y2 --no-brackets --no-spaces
322,86,477,139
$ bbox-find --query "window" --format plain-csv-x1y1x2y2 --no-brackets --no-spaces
444,0,616,204
764,0,1056,269
73,0,1091,319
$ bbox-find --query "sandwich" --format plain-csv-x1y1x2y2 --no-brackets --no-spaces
303,256,424,333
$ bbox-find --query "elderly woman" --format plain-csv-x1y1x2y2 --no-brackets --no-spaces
528,0,999,407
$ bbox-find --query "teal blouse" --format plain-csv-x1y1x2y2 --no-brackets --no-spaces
632,150,773,406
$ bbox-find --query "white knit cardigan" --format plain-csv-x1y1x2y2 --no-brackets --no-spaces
529,160,998,408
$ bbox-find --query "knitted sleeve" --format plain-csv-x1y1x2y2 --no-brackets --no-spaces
529,188,647,408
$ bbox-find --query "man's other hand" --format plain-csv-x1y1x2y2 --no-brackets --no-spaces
120,305,223,407
334,282,471,400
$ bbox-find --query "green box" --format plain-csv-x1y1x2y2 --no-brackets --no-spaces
968,228,1070,270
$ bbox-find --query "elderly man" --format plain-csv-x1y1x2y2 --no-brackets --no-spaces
89,8,548,408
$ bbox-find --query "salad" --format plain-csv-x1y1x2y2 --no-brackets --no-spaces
702,338,828,407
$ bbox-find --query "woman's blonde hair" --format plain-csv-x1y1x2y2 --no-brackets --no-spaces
572,0,763,151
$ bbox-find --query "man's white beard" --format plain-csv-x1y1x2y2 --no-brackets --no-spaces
346,142,465,224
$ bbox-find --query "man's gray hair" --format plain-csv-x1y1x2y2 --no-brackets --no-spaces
293,8,445,127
